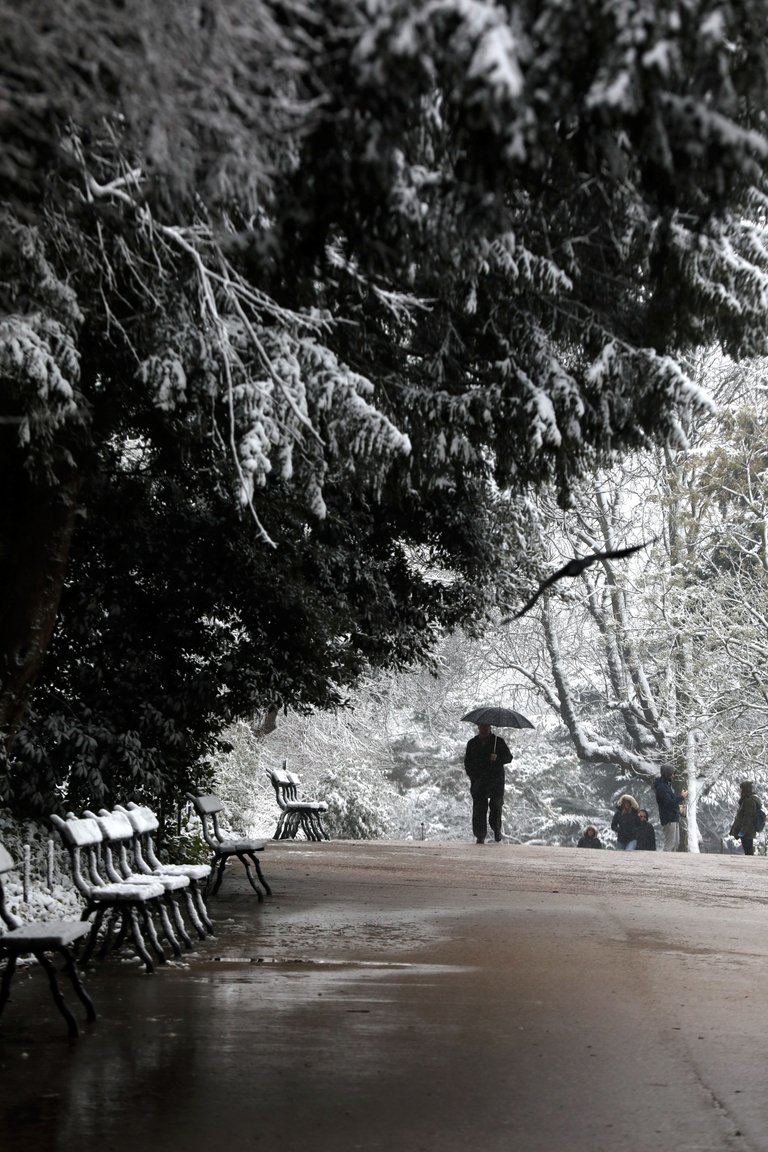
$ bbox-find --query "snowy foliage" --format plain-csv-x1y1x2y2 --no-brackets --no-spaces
5,0,768,817
204,648,619,848
0,810,82,924
4,0,768,519
0,216,84,474
484,355,768,848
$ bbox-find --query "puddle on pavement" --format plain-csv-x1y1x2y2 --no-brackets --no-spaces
195,956,472,978
210,956,447,967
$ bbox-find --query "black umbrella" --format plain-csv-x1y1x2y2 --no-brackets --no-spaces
461,706,534,729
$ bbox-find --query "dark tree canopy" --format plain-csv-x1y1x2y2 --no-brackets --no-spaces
3,0,768,812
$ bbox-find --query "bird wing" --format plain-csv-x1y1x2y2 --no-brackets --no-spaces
590,540,654,562
507,537,656,621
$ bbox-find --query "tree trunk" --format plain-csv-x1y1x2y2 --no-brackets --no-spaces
0,449,80,747
684,730,700,853
254,706,279,737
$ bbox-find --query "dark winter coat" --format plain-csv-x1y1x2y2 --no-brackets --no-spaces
730,791,761,839
611,808,641,845
654,776,684,825
577,831,603,848
464,733,512,785
635,821,656,851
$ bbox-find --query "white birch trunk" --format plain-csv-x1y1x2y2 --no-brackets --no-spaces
685,730,700,854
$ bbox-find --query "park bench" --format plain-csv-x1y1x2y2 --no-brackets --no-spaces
50,813,169,973
186,793,272,898
266,766,329,841
84,809,194,955
0,841,97,1038
115,802,215,937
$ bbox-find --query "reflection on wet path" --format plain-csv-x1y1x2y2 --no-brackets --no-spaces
4,841,768,1152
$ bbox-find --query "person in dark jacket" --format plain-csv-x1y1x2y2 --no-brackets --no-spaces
653,766,688,852
611,794,640,850
635,809,656,851
730,780,761,856
464,723,513,843
577,826,603,848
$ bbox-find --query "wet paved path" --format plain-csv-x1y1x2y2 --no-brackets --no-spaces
2,841,768,1151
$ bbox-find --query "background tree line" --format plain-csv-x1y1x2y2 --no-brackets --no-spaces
209,355,768,852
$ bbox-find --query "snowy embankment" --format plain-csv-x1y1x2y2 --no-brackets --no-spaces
0,813,83,925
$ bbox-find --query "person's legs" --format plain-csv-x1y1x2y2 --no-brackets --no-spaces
471,782,490,842
624,840,638,851
742,836,755,856
662,822,680,852
489,788,505,842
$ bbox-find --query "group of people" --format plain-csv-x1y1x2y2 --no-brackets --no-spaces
579,796,657,850
578,799,658,850
464,720,763,854
581,776,764,854
599,765,689,853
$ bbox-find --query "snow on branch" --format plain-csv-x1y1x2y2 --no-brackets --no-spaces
78,158,412,541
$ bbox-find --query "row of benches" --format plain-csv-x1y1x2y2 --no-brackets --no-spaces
0,768,330,1039
0,792,271,1037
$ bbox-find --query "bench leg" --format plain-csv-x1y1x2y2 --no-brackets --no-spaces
128,907,157,973
188,882,215,936
58,946,97,1023
238,853,265,900
141,905,168,965
302,811,317,840
112,907,132,952
168,892,194,948
276,811,302,839
36,950,80,1038
247,852,272,896
180,887,207,940
80,906,105,966
284,812,301,839
308,811,326,841
156,897,183,957
209,855,227,896
98,908,121,958
251,857,271,898
298,812,316,840
0,953,17,1018
314,813,330,841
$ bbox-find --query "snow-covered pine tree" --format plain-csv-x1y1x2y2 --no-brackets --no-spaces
4,1,768,813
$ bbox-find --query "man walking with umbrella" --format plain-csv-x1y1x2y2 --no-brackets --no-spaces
464,722,514,843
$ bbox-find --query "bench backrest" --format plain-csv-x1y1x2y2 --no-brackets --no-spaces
118,803,159,835
50,814,102,848
187,793,224,817
50,813,110,898
266,767,296,809
87,810,135,844
186,792,228,848
88,809,144,882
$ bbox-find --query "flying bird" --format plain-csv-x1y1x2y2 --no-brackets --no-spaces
507,538,657,620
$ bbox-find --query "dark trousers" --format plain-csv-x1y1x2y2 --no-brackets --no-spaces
742,836,755,856
470,777,504,841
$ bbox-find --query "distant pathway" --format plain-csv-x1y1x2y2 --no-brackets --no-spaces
2,842,768,1151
